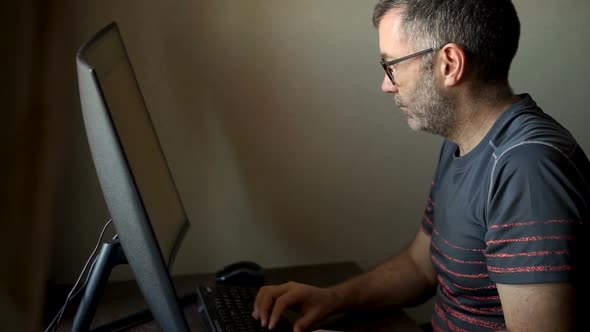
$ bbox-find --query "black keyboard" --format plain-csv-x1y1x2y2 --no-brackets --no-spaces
197,285,291,332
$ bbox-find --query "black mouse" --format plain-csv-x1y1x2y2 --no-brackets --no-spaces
215,261,264,286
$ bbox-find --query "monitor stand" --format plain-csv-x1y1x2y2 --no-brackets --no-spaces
72,238,127,332
69,237,198,332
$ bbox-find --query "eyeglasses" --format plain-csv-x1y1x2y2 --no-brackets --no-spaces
380,48,435,85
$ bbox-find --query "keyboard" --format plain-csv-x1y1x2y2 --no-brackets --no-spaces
196,285,291,332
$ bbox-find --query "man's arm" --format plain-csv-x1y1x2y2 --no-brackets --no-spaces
253,227,438,331
495,282,576,332
485,144,585,332
330,228,438,311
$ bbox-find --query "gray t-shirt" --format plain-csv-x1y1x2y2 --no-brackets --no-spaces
422,94,589,331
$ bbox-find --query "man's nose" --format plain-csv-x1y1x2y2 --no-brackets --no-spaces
381,75,398,93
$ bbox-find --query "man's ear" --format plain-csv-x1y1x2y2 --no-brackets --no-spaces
438,43,466,87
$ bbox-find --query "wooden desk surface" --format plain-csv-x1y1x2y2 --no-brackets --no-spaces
44,262,420,331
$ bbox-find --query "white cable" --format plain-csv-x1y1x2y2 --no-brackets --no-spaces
44,257,98,332
44,218,113,332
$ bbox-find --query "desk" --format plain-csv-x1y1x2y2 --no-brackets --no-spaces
44,262,420,331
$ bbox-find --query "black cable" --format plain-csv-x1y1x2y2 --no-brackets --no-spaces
44,218,113,332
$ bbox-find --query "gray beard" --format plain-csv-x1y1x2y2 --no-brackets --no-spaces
400,66,457,137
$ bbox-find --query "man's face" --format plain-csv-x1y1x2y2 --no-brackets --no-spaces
378,10,456,137
398,60,457,137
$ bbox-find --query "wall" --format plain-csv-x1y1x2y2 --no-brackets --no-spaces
46,0,590,324
1,0,58,330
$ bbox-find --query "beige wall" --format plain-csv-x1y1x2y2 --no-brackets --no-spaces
45,0,590,324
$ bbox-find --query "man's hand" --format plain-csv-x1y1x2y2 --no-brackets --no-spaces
252,281,343,332
251,228,436,331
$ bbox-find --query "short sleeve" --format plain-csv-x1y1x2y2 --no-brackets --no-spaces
485,143,587,284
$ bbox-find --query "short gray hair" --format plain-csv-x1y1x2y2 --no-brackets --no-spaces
373,0,521,81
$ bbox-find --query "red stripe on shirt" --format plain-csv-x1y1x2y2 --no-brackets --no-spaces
434,303,469,332
424,213,434,226
463,293,501,301
440,283,503,315
485,250,570,258
420,223,431,236
432,242,486,265
451,281,497,291
441,301,506,330
431,255,489,278
437,275,500,301
486,235,575,245
488,265,573,273
432,319,445,332
490,219,577,229
433,229,485,252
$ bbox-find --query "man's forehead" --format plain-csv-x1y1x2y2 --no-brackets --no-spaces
378,9,408,59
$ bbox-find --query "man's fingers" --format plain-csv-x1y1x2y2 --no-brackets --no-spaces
268,290,302,330
256,287,279,327
253,283,292,327
252,286,271,319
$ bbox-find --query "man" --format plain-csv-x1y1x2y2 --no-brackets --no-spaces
252,0,589,331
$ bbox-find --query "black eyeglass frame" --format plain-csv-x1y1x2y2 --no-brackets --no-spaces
380,48,435,84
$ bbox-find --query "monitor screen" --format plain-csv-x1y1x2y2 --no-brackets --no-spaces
76,22,190,330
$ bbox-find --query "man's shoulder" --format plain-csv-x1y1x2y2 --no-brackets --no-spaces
487,103,590,186
490,105,579,159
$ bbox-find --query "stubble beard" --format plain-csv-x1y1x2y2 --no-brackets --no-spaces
395,64,457,137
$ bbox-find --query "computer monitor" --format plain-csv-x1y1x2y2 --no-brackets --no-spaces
75,22,190,331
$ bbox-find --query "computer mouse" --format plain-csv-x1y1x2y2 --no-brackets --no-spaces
215,260,264,286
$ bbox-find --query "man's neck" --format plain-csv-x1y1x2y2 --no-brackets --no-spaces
448,88,520,156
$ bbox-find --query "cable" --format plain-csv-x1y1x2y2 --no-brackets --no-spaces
44,256,98,332
44,218,113,332
49,218,113,332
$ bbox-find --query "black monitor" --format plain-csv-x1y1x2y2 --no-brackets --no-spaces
74,22,190,331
